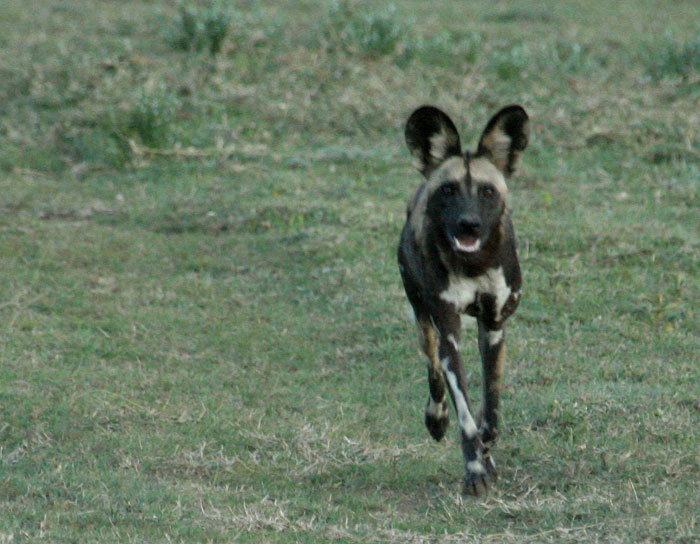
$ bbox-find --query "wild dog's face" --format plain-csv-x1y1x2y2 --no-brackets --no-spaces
424,156,506,254
405,105,529,256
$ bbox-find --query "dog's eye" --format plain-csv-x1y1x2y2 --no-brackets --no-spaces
480,186,496,198
440,184,458,196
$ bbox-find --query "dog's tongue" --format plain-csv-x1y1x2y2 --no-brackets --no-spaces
454,235,480,253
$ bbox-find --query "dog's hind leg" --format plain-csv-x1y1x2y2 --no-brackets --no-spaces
417,317,449,441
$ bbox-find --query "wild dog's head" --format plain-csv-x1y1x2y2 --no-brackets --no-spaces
405,105,529,256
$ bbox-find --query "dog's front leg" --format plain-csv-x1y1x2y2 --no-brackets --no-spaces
435,317,490,496
477,320,507,479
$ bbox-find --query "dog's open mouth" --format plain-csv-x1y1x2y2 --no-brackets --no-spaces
452,235,481,253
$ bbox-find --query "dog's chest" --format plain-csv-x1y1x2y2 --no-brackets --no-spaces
439,267,512,319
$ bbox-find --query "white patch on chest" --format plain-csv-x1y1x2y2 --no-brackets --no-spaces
439,276,479,310
439,267,511,320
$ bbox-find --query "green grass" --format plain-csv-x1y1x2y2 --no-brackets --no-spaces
1,1,699,542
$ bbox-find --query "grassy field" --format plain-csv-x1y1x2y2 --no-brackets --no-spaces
1,1,698,542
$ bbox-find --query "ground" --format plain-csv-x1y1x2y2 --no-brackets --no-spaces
0,1,698,542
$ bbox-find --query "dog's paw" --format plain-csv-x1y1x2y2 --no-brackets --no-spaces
462,461,492,497
424,411,449,441
424,399,449,441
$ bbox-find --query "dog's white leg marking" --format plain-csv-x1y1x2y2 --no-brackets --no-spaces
425,397,449,418
441,358,478,439
487,329,503,346
466,459,487,474
446,333,460,352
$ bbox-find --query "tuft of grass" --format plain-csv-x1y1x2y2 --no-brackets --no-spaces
647,37,700,80
324,1,403,58
171,3,231,56
174,4,202,51
203,8,230,56
127,87,178,148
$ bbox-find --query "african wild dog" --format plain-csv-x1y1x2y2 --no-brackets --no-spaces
397,105,529,496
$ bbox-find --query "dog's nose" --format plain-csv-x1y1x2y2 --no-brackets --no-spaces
458,215,481,233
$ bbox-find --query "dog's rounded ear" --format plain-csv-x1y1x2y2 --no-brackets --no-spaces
405,106,462,178
476,105,529,178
